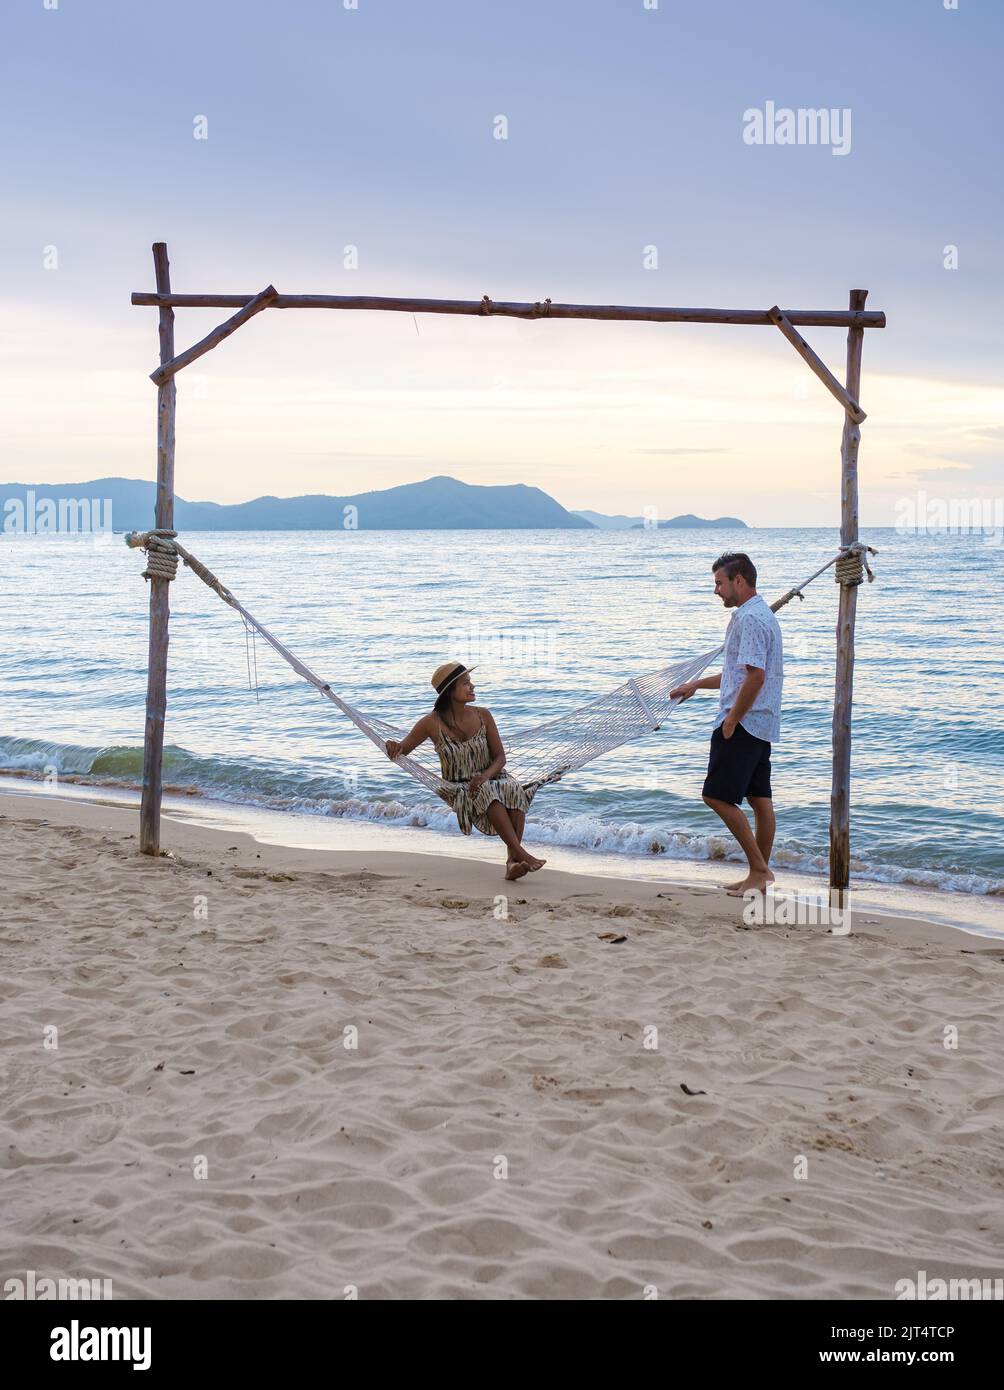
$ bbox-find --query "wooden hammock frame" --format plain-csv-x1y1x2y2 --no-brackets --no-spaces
131,242,886,896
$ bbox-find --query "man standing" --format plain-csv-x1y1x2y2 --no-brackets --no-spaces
670,552,783,897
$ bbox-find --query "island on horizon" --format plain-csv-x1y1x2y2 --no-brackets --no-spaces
574,509,748,530
1,475,747,533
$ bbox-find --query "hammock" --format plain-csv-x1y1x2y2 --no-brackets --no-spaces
126,532,875,796
317,645,722,795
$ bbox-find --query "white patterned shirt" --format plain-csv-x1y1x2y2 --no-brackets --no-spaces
714,594,783,744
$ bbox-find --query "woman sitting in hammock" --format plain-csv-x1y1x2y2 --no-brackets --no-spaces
384,662,546,881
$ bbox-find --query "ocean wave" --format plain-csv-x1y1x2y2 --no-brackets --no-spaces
0,736,234,792
2,734,1001,899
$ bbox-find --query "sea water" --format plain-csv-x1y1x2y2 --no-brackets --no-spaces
2,526,1002,908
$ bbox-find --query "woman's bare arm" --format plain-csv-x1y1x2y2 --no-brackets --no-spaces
385,713,435,761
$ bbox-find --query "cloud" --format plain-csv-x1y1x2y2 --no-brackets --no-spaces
898,460,1003,488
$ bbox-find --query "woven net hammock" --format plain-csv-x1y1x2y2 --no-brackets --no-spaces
126,531,875,798
349,645,723,794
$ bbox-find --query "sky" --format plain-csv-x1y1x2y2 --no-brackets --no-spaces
1,0,1001,526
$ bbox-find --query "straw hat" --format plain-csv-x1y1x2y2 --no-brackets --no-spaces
430,662,476,696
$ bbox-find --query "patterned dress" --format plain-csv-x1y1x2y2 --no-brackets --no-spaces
434,716,537,838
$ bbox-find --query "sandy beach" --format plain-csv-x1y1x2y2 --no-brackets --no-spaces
2,785,1002,1301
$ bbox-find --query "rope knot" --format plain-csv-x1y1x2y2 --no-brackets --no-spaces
479,294,493,316
125,527,179,582
530,297,552,318
835,541,877,588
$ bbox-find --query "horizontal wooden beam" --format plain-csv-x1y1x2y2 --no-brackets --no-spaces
131,290,886,329
149,285,278,385
767,305,867,422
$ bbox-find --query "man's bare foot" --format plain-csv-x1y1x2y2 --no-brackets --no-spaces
726,871,774,897
724,869,774,891
505,859,529,881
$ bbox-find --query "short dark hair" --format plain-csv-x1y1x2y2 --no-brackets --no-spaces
712,551,757,587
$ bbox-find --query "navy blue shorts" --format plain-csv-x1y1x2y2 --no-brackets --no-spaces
703,722,772,806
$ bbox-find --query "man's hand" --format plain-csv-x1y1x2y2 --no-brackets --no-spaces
385,740,401,760
722,713,737,740
670,680,699,702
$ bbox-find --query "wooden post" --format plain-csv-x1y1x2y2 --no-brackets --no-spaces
829,289,868,900
130,289,886,330
139,242,177,856
767,306,867,422
150,284,279,385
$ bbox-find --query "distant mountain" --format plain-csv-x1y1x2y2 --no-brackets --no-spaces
631,513,748,529
572,509,640,530
1,475,596,532
574,509,748,530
